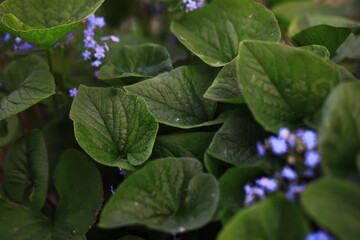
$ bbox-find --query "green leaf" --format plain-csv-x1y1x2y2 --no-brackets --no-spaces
125,65,219,128
0,114,21,147
99,43,173,85
0,55,55,121
0,0,104,48
301,178,360,240
170,0,280,66
151,132,215,161
69,85,159,169
217,195,310,240
204,58,244,103
99,158,220,233
318,81,360,177
237,40,356,133
300,45,330,59
273,1,343,29
289,15,359,56
52,149,103,240
207,107,267,166
42,117,78,181
0,196,52,240
333,33,360,63
3,130,48,212
217,167,264,224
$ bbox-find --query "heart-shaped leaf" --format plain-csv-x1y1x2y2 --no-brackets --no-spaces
217,167,265,224
217,195,310,240
3,130,48,212
237,40,356,133
125,65,219,128
99,43,173,85
69,85,158,169
0,55,55,121
0,0,104,48
0,149,103,240
0,196,52,240
204,58,243,103
289,15,359,56
207,107,267,166
301,178,360,240
151,132,215,161
52,149,103,240
318,81,360,177
0,114,21,147
99,158,220,233
170,0,280,66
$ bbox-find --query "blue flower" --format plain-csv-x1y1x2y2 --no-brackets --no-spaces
244,183,266,206
286,184,305,201
287,133,296,147
3,33,11,42
15,37,22,44
304,169,315,178
119,167,125,176
92,60,102,67
94,45,105,59
278,127,290,140
84,29,94,38
256,177,278,192
104,42,109,52
101,35,120,42
304,151,321,168
110,185,115,195
84,37,96,49
94,70,99,78
281,166,297,181
69,88,78,98
302,130,317,150
269,136,288,155
305,230,333,240
95,16,106,28
54,42,60,48
256,141,266,157
186,0,198,11
82,49,91,60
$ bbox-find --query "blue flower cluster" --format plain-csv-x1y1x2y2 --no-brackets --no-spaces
257,128,321,177
245,128,323,205
182,0,205,12
1,34,34,52
81,14,119,71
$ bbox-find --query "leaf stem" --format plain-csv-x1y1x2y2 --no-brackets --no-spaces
46,48,60,117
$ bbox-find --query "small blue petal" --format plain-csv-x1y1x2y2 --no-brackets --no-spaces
278,127,290,140
304,150,321,168
92,60,102,67
119,168,125,176
281,166,297,180
269,136,288,155
256,141,266,157
302,130,317,150
15,37,22,44
305,230,333,240
110,185,115,195
256,177,278,192
3,33,11,42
